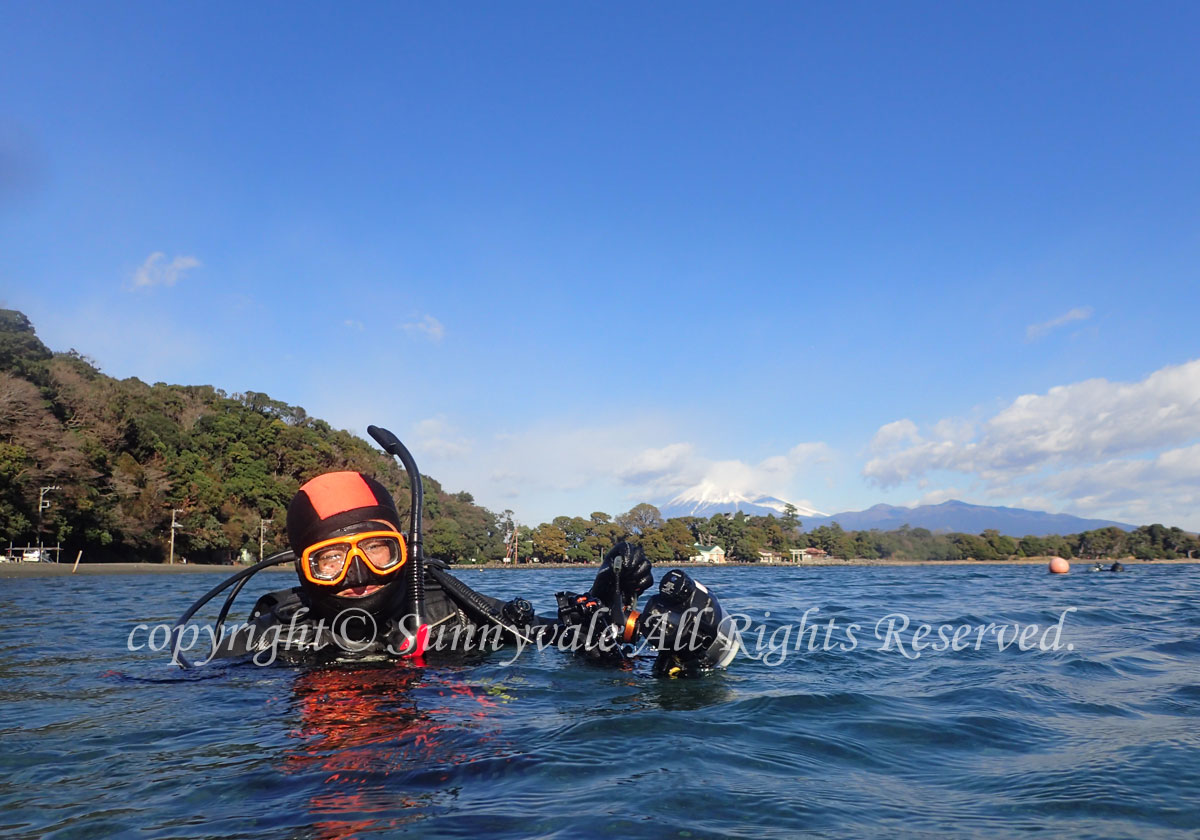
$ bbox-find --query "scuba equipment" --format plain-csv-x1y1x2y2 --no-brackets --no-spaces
501,597,535,627
168,549,296,668
553,553,739,674
553,540,652,666
168,424,428,668
366,425,426,649
165,426,740,677
422,557,540,647
555,590,627,665
287,471,409,623
637,569,741,677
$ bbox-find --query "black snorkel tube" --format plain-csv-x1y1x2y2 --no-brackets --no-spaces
367,424,426,653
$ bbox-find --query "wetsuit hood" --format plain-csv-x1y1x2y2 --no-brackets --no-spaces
287,472,407,623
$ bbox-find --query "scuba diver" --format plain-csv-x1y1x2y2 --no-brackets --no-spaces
173,426,740,677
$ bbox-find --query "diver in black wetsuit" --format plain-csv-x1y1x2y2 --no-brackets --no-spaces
209,468,739,675
212,470,635,664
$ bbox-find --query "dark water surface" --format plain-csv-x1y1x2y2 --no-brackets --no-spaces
2,564,1198,839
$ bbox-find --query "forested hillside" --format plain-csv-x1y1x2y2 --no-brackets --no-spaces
0,309,505,563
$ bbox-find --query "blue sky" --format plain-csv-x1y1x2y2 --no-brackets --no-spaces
3,3,1198,528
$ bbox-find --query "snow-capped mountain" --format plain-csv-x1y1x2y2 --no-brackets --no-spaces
658,486,827,520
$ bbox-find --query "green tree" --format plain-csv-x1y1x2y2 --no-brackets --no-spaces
426,518,466,563
616,503,664,535
1017,535,1048,557
660,519,697,563
983,529,1018,557
0,310,52,381
532,523,569,561
953,534,999,561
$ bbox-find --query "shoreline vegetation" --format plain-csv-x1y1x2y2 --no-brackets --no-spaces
3,556,1197,579
4,309,1197,569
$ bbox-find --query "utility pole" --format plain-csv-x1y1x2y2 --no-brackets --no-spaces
504,522,519,564
259,518,272,562
168,509,182,565
38,486,61,551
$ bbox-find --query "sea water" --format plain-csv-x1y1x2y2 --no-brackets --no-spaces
1,564,1198,839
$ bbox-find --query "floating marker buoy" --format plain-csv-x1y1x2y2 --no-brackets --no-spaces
1048,556,1070,574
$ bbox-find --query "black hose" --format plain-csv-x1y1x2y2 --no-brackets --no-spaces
425,563,537,645
215,573,251,630
169,550,295,668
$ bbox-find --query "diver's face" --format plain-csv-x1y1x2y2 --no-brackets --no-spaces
298,520,407,603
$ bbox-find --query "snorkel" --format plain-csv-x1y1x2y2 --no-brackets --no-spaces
366,424,427,657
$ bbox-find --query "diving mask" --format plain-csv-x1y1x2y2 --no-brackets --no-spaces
299,530,408,586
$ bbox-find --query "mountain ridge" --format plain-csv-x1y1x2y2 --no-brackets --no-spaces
656,491,1137,536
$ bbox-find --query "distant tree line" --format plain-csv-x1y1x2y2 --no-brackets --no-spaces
518,503,1198,564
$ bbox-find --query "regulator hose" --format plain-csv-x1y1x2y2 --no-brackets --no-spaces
425,562,537,646
169,550,295,669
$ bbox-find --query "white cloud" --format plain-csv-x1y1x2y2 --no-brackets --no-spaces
616,443,699,486
913,487,966,506
401,314,445,342
405,414,832,523
131,252,201,289
412,416,472,459
1026,306,1093,341
863,359,1200,527
343,319,365,331
869,419,920,453
616,441,831,504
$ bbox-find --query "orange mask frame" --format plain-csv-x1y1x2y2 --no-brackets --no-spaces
298,530,409,587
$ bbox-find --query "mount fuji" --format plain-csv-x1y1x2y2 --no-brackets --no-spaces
658,485,827,520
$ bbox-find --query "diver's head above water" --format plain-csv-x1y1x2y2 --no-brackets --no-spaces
287,471,408,620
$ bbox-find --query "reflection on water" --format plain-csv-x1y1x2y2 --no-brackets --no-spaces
286,665,514,839
1,565,1198,839
288,665,427,839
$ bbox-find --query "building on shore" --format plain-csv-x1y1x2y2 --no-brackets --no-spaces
690,544,727,563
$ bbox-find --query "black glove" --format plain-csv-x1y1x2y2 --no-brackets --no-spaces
589,541,653,614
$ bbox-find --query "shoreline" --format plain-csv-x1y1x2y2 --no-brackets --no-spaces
2,556,1196,578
